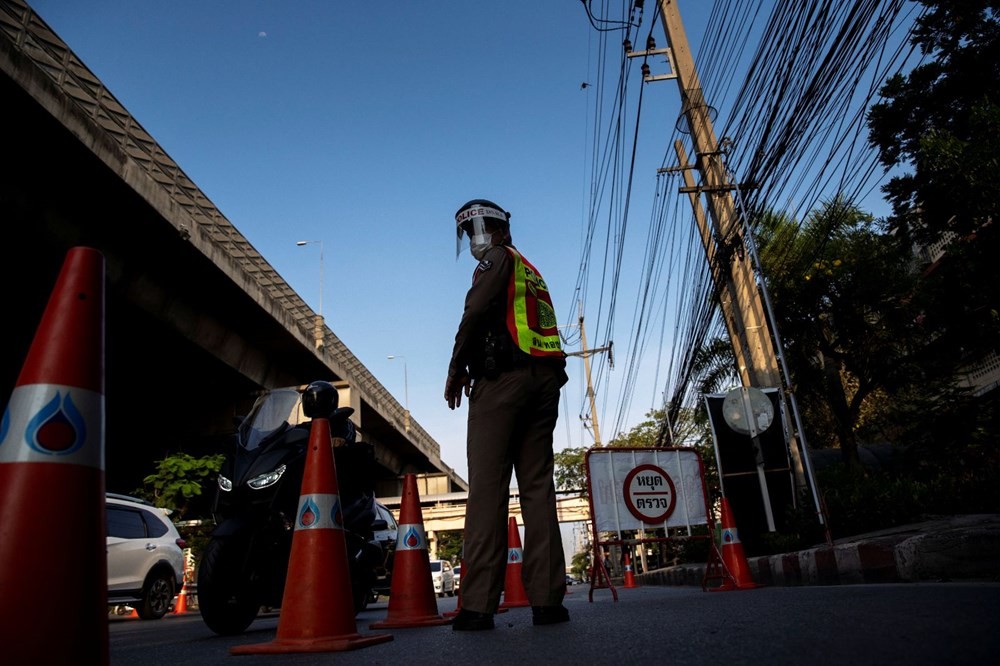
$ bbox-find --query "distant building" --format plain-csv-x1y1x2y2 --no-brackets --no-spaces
914,228,999,396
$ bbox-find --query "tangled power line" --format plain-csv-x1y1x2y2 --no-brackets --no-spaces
573,0,922,444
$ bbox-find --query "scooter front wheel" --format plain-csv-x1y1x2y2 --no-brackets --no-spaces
197,536,261,635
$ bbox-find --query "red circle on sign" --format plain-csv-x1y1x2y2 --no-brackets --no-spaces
623,464,677,524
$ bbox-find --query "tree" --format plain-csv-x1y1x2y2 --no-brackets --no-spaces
755,199,925,464
607,409,667,448
867,0,1000,372
434,530,464,563
690,338,740,397
692,200,924,465
139,452,224,520
570,548,592,580
554,446,590,492
862,0,1000,516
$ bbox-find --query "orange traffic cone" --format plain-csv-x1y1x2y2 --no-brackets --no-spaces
709,497,761,591
0,248,108,664
623,551,638,589
371,473,450,628
231,417,394,654
172,582,189,614
499,517,530,609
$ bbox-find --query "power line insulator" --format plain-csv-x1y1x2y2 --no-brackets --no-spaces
646,35,656,50
641,63,651,78
623,38,632,52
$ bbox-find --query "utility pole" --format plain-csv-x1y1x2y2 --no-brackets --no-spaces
654,0,781,390
565,301,613,447
630,0,808,491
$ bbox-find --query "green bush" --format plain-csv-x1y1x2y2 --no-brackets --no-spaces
818,463,931,538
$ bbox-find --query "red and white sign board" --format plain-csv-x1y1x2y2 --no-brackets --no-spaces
586,448,709,533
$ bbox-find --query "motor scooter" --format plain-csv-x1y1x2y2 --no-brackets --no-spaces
197,381,393,636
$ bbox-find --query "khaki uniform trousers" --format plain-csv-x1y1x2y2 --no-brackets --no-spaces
460,362,567,614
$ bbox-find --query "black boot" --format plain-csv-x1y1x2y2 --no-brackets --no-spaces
452,609,495,631
532,605,570,626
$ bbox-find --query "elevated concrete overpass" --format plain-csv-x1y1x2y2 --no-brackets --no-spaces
381,491,592,532
0,0,466,497
380,490,592,557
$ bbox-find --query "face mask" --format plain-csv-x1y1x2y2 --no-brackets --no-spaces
470,236,493,260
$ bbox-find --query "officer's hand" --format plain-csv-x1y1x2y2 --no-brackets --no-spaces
444,372,472,410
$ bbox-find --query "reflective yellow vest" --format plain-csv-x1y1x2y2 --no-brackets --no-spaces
503,247,563,357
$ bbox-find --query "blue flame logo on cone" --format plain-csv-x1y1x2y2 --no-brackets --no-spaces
402,525,423,550
26,392,86,455
298,497,321,529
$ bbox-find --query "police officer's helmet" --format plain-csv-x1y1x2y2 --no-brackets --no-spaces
455,199,510,259
455,199,510,232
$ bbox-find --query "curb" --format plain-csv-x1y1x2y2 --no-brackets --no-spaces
636,514,1000,587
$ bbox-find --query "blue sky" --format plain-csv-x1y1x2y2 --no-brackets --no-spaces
29,0,720,486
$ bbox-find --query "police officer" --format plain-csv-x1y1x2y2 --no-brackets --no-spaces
445,199,569,631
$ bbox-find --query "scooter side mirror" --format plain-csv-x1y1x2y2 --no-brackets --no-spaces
331,406,355,421
371,519,388,531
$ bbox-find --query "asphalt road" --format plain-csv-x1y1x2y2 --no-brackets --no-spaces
110,583,1000,665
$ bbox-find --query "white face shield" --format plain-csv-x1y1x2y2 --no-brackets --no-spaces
455,205,506,260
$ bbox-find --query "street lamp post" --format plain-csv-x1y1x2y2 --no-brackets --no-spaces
387,355,410,433
296,240,324,350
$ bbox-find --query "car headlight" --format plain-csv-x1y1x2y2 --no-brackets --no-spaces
218,475,233,492
248,464,287,490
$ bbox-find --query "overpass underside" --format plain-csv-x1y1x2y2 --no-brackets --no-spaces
0,0,465,496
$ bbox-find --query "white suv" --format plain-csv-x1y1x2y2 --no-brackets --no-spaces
106,493,186,619
429,559,455,597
